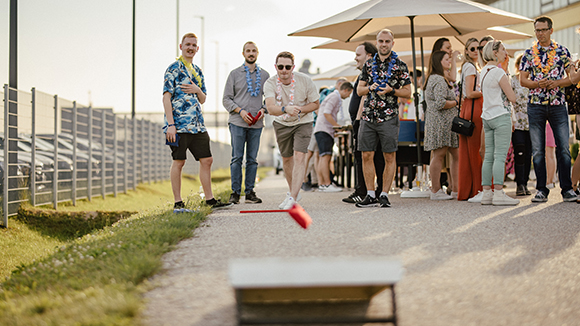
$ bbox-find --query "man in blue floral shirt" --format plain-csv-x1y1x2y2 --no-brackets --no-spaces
355,29,411,208
519,16,577,202
163,32,232,211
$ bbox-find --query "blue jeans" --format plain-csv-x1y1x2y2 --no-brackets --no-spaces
482,114,512,186
527,104,572,195
229,124,262,194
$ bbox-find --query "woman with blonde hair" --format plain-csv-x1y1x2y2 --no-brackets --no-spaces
457,37,485,202
479,40,519,205
424,51,460,200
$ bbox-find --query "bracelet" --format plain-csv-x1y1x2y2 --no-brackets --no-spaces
368,86,371,92
537,81,541,88
239,109,245,115
168,123,176,127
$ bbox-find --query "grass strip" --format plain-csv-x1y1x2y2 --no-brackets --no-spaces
0,168,269,325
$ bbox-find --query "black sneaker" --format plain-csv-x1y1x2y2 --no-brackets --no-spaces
531,191,548,203
562,189,578,202
516,184,526,196
206,198,233,209
524,185,531,195
245,191,262,204
229,192,240,204
378,195,391,207
342,192,365,204
355,195,379,208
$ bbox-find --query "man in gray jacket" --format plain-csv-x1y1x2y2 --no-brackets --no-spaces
223,41,270,204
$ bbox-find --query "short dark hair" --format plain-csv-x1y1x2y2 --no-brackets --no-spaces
410,69,422,78
276,51,294,65
535,16,553,29
243,41,257,52
360,41,377,56
339,82,354,91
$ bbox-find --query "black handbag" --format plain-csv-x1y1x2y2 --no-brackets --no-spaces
451,67,476,136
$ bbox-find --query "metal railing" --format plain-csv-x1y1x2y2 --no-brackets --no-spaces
1,85,230,227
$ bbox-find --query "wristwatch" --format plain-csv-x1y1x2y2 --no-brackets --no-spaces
281,106,286,113
388,89,396,96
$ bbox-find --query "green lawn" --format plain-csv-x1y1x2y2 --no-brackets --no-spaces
0,168,270,325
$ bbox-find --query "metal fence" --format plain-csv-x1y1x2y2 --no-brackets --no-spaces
1,85,230,227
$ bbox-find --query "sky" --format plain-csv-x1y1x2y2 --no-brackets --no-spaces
0,0,365,115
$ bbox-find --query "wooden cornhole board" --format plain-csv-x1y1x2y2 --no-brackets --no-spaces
229,257,403,325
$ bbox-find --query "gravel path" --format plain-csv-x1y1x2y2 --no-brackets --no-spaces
142,172,580,326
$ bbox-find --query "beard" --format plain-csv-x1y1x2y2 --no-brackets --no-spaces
245,57,256,64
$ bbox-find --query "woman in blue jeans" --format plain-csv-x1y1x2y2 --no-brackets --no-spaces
479,40,519,206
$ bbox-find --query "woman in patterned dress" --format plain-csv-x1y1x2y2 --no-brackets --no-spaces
424,51,460,200
511,54,532,196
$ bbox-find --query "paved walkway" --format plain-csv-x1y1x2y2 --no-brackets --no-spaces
143,172,580,326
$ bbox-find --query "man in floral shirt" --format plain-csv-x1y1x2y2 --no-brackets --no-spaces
356,29,411,208
519,16,577,202
163,32,232,211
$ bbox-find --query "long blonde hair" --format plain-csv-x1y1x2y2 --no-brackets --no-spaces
460,38,480,74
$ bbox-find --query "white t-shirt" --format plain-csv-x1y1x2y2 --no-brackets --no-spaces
263,71,320,126
481,64,511,120
461,62,480,97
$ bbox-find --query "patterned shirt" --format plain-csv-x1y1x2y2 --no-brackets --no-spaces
511,74,529,131
519,41,571,106
163,60,207,134
360,55,411,123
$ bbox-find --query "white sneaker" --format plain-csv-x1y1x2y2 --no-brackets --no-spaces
450,191,458,199
467,191,483,203
430,189,452,200
279,192,291,209
282,197,296,210
318,185,327,192
481,189,494,205
547,183,555,189
492,189,520,206
322,184,343,192
279,191,302,209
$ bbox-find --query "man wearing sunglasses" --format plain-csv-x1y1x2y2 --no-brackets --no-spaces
264,51,320,209
223,41,270,205
519,16,577,203
355,29,412,208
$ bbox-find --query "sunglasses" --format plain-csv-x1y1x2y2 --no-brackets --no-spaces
535,28,551,33
477,46,484,51
277,65,293,70
468,46,477,52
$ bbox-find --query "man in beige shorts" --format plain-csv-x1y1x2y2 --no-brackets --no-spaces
265,51,320,209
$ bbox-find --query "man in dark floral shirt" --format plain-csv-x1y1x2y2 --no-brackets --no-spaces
519,16,577,203
355,29,411,208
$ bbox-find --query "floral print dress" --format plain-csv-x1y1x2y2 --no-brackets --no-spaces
424,74,459,151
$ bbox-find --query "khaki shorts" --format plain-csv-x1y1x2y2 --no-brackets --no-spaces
273,121,313,157
307,132,318,152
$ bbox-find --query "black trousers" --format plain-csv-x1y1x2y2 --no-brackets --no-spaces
512,129,532,186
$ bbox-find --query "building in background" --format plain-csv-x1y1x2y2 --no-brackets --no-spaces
482,0,580,56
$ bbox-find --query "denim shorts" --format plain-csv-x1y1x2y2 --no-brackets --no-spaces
314,131,334,156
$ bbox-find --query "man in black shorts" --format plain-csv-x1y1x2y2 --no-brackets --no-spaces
356,29,412,208
163,32,232,211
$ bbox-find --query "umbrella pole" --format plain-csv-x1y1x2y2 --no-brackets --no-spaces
408,16,422,167
401,16,430,198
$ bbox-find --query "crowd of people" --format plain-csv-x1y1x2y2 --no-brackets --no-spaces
162,14,580,212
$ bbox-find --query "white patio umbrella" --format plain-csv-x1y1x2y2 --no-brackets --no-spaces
312,27,531,53
313,51,432,82
290,0,532,195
